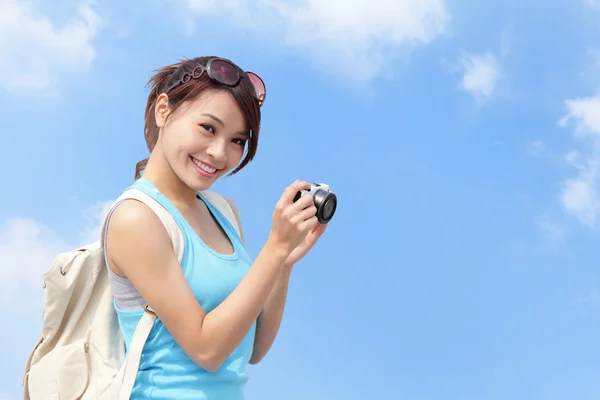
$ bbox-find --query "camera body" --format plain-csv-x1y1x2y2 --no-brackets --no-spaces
293,183,337,224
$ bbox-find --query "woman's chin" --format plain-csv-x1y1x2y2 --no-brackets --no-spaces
184,172,219,192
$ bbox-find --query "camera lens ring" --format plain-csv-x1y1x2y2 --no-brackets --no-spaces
315,192,337,223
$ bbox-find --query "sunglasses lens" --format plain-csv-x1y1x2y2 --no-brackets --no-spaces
246,72,266,104
211,59,240,86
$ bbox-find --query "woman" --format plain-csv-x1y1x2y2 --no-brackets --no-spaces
104,56,327,399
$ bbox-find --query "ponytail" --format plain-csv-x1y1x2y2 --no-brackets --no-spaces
134,157,149,179
133,63,181,180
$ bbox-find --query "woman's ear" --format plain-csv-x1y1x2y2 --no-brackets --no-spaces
155,93,170,128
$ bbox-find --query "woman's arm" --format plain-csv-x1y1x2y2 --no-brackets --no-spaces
106,181,317,373
249,267,292,364
225,197,294,365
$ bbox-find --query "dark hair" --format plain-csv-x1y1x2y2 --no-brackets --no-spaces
134,56,261,179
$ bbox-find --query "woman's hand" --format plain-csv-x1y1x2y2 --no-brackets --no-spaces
268,180,320,256
284,223,327,268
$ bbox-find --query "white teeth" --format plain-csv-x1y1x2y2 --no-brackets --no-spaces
192,158,217,173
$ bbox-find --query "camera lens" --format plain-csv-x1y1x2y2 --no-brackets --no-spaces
314,191,337,223
322,197,336,220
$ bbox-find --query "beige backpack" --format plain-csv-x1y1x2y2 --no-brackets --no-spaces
22,187,239,399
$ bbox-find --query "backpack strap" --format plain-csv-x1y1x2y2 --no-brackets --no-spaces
117,309,156,400
200,189,241,236
100,188,184,400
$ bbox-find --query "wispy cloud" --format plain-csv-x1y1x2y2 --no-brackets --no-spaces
537,216,567,246
557,94,600,228
528,140,547,158
0,200,112,312
179,0,450,83
0,0,103,95
80,200,114,245
574,286,600,310
457,52,501,103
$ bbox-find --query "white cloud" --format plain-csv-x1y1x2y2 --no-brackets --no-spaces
561,173,599,227
181,0,450,83
558,94,600,228
537,216,567,245
0,218,69,305
458,52,501,103
0,200,112,312
558,96,600,136
574,286,600,310
528,140,546,158
80,200,114,245
0,0,103,94
565,150,585,170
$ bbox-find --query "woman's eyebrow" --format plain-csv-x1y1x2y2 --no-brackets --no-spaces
201,113,224,126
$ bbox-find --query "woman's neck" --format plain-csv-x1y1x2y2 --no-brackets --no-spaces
142,150,198,210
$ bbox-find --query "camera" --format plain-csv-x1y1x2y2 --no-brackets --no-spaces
293,183,337,224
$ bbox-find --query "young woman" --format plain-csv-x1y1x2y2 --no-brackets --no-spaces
104,56,327,399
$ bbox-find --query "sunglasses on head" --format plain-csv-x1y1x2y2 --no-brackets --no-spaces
164,58,266,107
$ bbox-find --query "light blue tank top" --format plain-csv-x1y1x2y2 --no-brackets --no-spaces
113,178,256,400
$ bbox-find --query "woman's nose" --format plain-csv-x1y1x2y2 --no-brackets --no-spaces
206,142,227,165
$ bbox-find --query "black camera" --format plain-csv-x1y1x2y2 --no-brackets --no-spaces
293,183,337,224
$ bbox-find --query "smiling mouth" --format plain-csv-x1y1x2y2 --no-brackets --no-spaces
190,156,219,174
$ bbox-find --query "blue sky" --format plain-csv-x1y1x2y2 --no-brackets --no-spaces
2,0,600,399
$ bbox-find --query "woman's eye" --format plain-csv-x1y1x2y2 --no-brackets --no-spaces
200,124,215,133
232,138,247,146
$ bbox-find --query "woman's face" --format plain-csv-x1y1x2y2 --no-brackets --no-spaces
156,89,249,192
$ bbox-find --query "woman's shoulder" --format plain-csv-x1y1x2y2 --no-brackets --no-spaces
107,199,171,245
105,198,175,274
